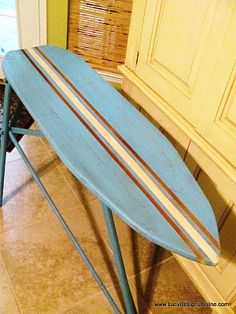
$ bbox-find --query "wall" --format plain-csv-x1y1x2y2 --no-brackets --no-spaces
47,0,68,48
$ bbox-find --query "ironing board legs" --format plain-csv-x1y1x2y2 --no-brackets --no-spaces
0,83,136,313
102,203,137,314
7,130,122,314
0,82,12,206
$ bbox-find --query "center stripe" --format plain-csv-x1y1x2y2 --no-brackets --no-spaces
25,47,218,264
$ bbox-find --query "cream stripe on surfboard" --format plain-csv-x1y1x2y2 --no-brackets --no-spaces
27,47,218,264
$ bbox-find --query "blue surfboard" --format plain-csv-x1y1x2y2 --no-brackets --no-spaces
3,45,220,265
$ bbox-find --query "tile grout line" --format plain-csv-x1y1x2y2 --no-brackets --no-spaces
0,252,23,313
101,226,175,279
87,201,176,279
128,256,174,314
0,146,71,236
0,210,58,237
59,281,124,314
1,148,85,238
7,135,85,215
128,255,174,281
61,290,106,313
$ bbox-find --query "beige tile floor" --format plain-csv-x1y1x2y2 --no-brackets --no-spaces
0,125,211,314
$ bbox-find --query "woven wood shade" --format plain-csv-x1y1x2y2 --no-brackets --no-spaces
68,0,133,74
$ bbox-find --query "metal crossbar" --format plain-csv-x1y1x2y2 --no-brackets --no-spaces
11,127,44,137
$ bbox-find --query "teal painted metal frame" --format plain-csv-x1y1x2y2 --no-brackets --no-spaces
11,127,44,137
0,82,137,314
102,203,137,314
0,82,12,206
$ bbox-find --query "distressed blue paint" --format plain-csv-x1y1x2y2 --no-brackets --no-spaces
2,46,220,265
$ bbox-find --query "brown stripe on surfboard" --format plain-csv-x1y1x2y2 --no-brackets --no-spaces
22,48,205,263
35,46,220,251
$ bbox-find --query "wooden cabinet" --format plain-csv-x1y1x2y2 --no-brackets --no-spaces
119,1,236,313
136,0,222,125
121,0,236,176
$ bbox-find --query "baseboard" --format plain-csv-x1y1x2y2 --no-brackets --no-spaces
96,69,123,84
174,254,234,314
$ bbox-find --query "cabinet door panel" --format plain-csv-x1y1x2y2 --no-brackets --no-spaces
150,0,210,89
196,9,236,167
136,0,234,126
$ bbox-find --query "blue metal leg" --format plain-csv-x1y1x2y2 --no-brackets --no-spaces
0,82,12,206
8,130,122,314
102,202,137,314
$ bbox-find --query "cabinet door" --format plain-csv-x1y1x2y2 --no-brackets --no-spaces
135,0,235,127
196,9,236,167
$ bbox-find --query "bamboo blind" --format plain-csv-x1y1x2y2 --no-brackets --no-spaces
68,0,133,74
